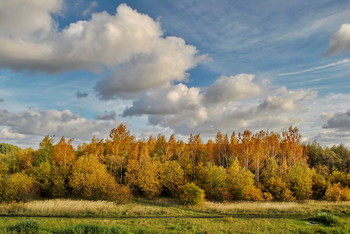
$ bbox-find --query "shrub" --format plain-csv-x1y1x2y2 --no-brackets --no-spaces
265,177,294,201
7,220,39,233
311,172,328,200
215,188,233,202
1,173,40,201
112,185,133,203
310,212,341,227
52,223,131,234
180,182,205,206
325,183,350,201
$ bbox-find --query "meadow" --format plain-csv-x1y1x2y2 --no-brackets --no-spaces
0,199,349,233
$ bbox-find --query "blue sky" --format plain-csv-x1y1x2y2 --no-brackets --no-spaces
1,0,350,148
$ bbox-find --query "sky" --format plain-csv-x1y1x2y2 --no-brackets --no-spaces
1,0,350,148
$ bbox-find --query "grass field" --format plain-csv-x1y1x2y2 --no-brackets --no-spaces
0,199,349,233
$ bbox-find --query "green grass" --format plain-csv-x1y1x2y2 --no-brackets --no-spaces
0,216,349,233
310,212,342,227
0,199,350,233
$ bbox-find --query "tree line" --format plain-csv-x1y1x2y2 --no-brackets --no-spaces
0,125,350,203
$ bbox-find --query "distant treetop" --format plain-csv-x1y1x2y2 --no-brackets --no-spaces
0,143,21,155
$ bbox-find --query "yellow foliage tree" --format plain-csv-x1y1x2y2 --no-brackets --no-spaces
53,137,76,168
0,173,39,201
70,154,130,201
126,142,161,197
226,159,262,200
160,160,185,196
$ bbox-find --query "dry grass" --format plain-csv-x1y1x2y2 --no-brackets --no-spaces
195,200,350,216
0,199,349,218
0,199,198,217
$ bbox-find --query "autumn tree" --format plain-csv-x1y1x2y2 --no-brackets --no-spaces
287,162,313,200
195,162,227,200
70,154,130,201
33,136,54,166
280,126,303,169
237,130,253,170
126,142,161,197
104,124,135,183
226,159,262,200
214,132,231,167
160,160,186,196
30,161,53,197
0,173,39,201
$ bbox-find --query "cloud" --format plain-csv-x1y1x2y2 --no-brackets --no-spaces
121,73,314,135
76,91,88,98
204,74,261,105
122,84,202,117
0,128,26,140
278,58,350,76
325,23,350,55
96,111,116,120
0,0,62,38
0,3,203,98
0,108,121,140
82,1,98,17
0,98,3,102
323,110,350,130
95,36,202,99
312,131,350,145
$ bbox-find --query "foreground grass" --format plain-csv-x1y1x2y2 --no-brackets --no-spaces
0,216,349,233
1,199,350,218
0,199,349,233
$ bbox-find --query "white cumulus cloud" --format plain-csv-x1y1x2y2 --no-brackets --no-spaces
325,23,350,55
204,74,262,105
0,2,203,98
0,108,121,140
122,84,202,117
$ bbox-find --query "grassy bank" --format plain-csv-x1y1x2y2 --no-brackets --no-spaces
0,199,349,233
0,216,349,233
1,199,349,218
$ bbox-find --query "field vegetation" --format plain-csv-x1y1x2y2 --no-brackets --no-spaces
1,125,350,204
1,125,350,232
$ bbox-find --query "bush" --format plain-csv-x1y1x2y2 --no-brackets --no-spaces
52,223,131,234
1,173,40,201
310,212,341,227
312,172,328,200
265,177,294,201
325,183,350,201
244,187,263,201
180,182,205,206
7,220,39,233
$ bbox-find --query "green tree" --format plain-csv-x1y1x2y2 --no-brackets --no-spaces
0,143,21,155
287,162,313,200
226,159,262,200
195,162,226,200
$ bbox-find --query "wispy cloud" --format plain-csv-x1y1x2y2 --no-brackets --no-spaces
278,58,350,76
82,1,98,17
